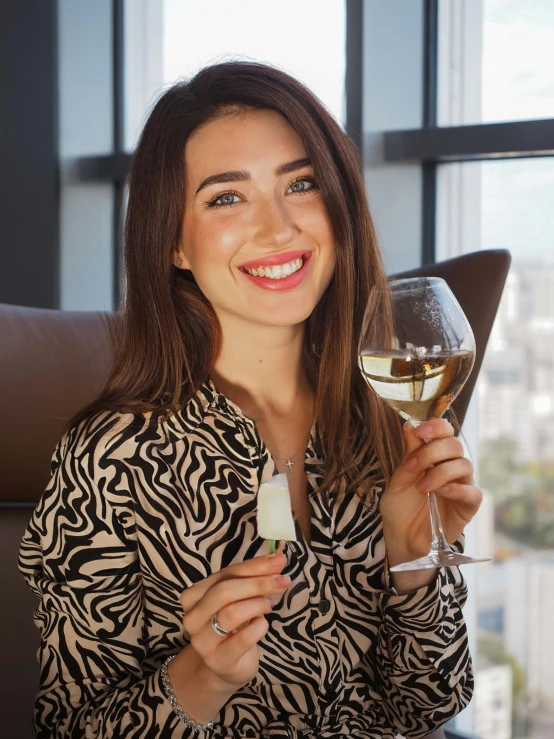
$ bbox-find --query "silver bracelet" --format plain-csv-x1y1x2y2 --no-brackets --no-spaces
160,655,215,732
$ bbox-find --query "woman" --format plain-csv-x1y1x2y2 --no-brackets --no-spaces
19,61,479,738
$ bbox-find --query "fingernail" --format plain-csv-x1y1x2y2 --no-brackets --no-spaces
416,475,431,492
414,423,433,438
402,456,418,471
275,575,291,587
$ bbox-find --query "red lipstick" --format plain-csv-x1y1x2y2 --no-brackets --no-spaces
239,249,310,270
238,251,312,292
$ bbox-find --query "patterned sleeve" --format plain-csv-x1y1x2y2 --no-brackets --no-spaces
376,559,474,739
18,424,209,739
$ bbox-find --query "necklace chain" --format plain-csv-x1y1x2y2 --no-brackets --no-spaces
271,429,312,473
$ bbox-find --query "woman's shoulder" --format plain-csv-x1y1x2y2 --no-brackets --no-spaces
61,408,150,458
50,411,164,489
59,384,216,466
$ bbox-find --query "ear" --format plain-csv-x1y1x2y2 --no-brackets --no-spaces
172,247,192,271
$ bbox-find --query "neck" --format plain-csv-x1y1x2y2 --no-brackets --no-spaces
211,314,315,420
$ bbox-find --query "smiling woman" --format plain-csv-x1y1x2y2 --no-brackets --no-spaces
19,61,478,739
68,63,393,500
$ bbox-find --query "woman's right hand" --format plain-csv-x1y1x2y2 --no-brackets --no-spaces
179,548,290,689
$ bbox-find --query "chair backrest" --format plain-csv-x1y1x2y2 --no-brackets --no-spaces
0,248,510,738
0,304,115,738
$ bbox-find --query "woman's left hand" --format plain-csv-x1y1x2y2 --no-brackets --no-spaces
380,418,483,586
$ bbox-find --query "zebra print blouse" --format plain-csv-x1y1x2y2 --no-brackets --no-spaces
19,380,473,739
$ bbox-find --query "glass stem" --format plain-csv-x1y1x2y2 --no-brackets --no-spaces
420,435,452,555
428,492,451,552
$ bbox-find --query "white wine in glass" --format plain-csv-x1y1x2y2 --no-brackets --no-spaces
358,277,493,571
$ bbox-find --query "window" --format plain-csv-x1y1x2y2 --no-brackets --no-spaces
436,3,554,737
163,0,346,124
438,161,554,737
124,0,346,151
438,0,554,126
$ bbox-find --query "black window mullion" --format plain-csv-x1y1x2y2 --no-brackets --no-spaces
112,0,125,309
0,0,59,308
421,163,437,265
384,118,554,163
422,0,439,266
345,0,364,159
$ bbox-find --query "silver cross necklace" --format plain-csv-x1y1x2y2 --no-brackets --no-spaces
272,430,312,474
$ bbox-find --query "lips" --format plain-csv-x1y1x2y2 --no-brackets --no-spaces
238,249,310,270
239,251,312,292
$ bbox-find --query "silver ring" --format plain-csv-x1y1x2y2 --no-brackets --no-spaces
211,614,229,637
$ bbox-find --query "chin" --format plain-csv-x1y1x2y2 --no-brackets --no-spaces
257,299,319,327
214,287,326,329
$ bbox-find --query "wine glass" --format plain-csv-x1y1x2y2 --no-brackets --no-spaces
358,276,493,571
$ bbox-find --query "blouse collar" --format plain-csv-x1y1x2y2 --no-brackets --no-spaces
194,377,323,468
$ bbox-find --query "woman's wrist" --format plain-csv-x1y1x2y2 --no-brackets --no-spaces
166,645,236,726
383,533,439,593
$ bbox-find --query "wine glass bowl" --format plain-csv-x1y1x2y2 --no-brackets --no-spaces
358,277,493,571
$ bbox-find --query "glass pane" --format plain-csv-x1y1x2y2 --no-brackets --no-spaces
163,0,346,125
437,157,554,739
438,0,554,126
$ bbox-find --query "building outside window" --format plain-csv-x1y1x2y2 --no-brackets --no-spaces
437,2,554,738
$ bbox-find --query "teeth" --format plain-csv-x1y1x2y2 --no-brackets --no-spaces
243,257,305,280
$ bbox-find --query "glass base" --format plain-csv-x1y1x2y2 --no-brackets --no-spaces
390,550,493,572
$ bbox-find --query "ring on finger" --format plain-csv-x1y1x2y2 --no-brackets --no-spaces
211,613,229,637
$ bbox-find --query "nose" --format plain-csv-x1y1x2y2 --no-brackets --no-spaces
252,196,299,250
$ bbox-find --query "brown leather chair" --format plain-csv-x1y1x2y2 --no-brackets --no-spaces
0,249,510,738
0,306,116,737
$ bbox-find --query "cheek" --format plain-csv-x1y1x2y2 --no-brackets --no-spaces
316,216,337,287
183,215,245,270
303,201,334,243
305,206,336,269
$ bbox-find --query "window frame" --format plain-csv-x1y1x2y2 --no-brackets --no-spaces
67,0,554,286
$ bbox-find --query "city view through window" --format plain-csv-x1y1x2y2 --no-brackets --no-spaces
438,2,554,738
473,158,554,739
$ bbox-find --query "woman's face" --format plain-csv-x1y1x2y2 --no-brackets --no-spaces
177,109,336,330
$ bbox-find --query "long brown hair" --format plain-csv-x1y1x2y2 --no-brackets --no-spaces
71,61,402,499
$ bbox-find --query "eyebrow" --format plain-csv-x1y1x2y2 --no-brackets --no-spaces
194,157,312,195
